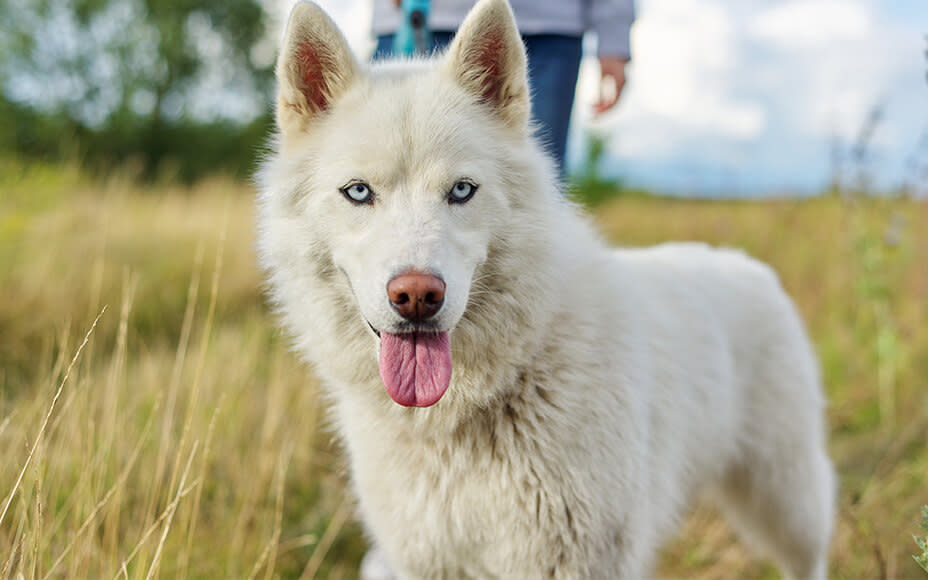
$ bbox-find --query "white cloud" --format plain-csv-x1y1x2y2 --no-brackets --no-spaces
572,0,926,192
751,0,870,49
266,0,374,57
575,0,767,162
745,0,914,146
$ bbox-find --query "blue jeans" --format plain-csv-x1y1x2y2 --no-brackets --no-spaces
374,33,582,177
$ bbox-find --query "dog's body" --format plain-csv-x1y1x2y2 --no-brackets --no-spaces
257,1,835,578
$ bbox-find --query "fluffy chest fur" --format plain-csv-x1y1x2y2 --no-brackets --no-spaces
338,373,637,579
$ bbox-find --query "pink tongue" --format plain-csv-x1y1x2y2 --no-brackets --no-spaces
378,331,452,407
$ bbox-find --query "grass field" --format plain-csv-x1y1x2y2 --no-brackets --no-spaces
1,161,926,579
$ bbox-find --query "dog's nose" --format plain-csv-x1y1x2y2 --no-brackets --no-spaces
387,271,445,322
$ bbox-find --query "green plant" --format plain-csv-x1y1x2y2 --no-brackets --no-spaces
568,132,624,207
850,210,906,428
915,506,928,573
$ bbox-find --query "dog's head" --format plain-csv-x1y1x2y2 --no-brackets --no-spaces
265,0,547,408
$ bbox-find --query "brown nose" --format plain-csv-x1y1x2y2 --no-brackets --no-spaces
386,271,446,322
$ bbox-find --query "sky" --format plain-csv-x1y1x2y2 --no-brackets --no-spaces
266,0,926,196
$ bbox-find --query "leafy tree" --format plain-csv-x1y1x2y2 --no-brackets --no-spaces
0,0,274,179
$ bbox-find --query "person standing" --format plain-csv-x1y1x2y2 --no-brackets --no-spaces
371,0,635,178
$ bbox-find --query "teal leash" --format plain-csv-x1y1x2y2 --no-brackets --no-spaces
394,0,432,56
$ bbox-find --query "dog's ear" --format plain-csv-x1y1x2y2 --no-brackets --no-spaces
443,0,529,130
275,1,359,136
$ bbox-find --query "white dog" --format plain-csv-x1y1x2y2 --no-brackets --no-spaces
256,0,835,577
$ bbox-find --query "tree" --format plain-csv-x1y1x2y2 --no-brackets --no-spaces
0,0,274,178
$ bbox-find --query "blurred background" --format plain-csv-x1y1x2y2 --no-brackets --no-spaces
1,0,927,578
2,0,926,194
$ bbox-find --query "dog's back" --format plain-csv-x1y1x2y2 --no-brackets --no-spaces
614,243,834,576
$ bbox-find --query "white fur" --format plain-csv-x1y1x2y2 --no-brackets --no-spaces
257,1,835,578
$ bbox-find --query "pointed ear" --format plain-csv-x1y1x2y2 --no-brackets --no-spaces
443,0,529,130
275,1,359,135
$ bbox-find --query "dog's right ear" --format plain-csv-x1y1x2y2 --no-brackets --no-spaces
443,0,529,131
275,2,359,136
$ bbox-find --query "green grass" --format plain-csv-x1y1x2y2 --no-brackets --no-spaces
1,163,926,578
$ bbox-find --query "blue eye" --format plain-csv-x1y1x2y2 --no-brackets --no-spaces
448,180,477,203
341,181,373,204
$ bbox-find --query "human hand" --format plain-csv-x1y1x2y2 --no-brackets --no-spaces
593,56,628,116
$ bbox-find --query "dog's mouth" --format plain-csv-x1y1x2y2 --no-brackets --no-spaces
368,322,452,408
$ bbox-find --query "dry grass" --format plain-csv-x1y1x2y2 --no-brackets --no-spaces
1,162,926,578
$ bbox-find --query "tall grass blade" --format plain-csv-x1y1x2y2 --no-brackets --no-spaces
0,307,107,530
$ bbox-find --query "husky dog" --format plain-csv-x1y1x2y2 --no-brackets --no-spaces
256,0,835,577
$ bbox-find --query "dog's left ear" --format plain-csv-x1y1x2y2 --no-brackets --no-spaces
275,1,359,137
443,0,529,130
